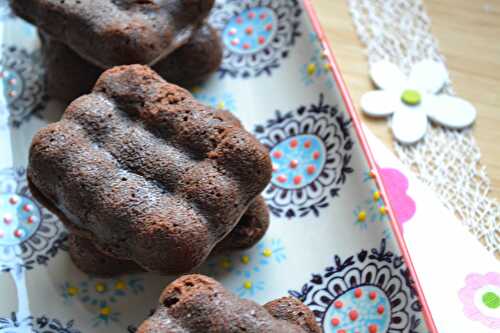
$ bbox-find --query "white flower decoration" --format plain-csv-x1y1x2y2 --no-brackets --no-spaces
361,60,477,144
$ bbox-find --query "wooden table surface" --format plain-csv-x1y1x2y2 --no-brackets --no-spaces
314,0,500,200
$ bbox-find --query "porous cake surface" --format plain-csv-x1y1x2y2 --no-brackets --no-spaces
28,65,271,274
11,0,214,67
68,197,269,277
40,23,223,103
137,274,321,333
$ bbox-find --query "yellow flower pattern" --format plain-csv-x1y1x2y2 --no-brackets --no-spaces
61,277,144,326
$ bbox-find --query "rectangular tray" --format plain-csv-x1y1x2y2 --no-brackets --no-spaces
0,1,436,332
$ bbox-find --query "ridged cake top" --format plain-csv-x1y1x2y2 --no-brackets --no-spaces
138,275,321,333
28,65,271,274
11,0,214,67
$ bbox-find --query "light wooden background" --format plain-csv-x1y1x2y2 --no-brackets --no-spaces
314,0,500,200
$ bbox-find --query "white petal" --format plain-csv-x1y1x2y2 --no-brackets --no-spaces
369,61,407,90
408,60,448,94
391,107,428,144
361,90,398,117
426,94,476,128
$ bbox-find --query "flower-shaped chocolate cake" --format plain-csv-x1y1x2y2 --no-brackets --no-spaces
28,65,272,274
40,23,223,102
138,274,321,333
68,197,270,277
11,0,214,67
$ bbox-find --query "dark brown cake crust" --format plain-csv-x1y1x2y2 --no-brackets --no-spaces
39,32,102,103
153,23,223,88
264,297,321,333
11,0,214,68
28,65,271,274
214,196,269,252
40,24,222,103
137,275,321,333
68,197,269,277
68,234,142,277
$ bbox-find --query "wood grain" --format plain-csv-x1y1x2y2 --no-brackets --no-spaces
313,0,500,200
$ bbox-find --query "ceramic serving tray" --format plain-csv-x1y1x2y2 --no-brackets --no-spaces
0,1,436,332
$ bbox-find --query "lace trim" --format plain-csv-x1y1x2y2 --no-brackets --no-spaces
348,0,499,255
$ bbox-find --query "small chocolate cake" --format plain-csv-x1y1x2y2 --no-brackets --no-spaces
213,196,270,252
68,234,143,277
28,65,271,274
137,274,321,333
40,24,223,103
11,0,214,67
68,197,270,277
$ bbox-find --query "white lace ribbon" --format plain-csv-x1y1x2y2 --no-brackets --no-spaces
347,0,499,255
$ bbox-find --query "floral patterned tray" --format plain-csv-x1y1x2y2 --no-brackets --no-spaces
0,1,436,332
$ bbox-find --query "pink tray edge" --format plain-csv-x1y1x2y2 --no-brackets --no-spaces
302,1,438,332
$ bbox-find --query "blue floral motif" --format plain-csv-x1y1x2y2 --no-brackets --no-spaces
256,239,286,265
236,280,265,298
300,33,334,88
210,0,302,78
0,167,67,272
191,88,237,113
206,238,286,297
352,188,389,230
60,276,144,326
222,8,276,55
352,206,370,230
0,313,81,333
0,193,42,246
352,171,391,231
366,187,389,220
362,170,376,183
254,94,354,219
289,239,424,333
270,135,326,190
0,45,46,129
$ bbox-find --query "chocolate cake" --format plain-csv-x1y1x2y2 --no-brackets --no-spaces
40,24,223,102
68,234,142,277
68,197,270,277
137,274,321,333
28,65,272,274
213,196,270,252
153,23,223,88
11,0,214,68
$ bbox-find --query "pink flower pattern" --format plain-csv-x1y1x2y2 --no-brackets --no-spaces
459,272,500,329
379,168,416,231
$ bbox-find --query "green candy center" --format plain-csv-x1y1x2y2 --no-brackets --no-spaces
482,292,500,309
401,89,422,106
